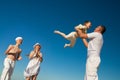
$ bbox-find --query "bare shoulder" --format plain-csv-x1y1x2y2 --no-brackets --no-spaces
9,44,14,48
29,51,35,55
7,44,14,50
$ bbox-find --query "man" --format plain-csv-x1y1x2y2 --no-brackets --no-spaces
0,37,23,80
75,25,106,80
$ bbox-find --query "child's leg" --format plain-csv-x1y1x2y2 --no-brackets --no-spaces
54,30,68,39
54,30,77,48
64,38,76,48
54,30,76,40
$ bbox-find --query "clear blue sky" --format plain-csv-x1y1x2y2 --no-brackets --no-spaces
0,0,120,80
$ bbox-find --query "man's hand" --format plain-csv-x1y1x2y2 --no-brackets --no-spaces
75,27,88,39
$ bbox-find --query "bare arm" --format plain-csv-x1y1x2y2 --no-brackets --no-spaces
75,27,88,38
37,52,43,62
29,51,35,59
5,45,13,54
82,39,88,48
75,27,88,48
17,50,22,60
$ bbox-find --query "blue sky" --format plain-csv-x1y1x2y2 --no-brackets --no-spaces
0,0,120,80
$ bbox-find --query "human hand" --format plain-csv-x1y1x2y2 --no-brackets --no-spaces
39,57,43,62
17,56,22,60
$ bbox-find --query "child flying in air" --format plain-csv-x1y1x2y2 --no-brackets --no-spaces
54,21,92,48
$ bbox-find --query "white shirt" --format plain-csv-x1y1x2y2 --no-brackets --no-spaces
87,32,103,57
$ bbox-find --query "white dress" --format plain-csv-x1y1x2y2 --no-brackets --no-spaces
24,51,42,77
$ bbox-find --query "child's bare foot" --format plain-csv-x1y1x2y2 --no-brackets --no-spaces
64,44,73,48
54,30,60,34
64,44,69,48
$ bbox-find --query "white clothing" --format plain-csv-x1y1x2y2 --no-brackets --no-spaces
87,32,103,57
65,32,77,47
75,24,87,33
0,58,15,80
84,32,103,80
24,51,42,78
84,56,100,80
64,24,87,48
54,24,87,48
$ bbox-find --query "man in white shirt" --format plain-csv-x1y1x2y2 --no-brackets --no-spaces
75,25,106,80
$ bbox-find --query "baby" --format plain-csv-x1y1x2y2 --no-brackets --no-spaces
54,21,92,48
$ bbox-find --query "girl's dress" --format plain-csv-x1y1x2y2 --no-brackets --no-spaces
24,51,42,77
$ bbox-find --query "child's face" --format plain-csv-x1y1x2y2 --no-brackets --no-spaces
85,22,92,29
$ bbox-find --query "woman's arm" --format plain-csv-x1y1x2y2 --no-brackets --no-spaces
38,52,43,62
29,51,35,59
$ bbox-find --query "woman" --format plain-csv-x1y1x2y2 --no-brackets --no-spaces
24,43,43,80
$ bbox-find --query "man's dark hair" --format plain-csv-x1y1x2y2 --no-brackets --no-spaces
100,25,106,34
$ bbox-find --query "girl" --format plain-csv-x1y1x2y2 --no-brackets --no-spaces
24,43,43,80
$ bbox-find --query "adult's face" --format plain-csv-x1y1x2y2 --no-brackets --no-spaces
16,39,22,45
94,26,102,33
35,45,41,51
